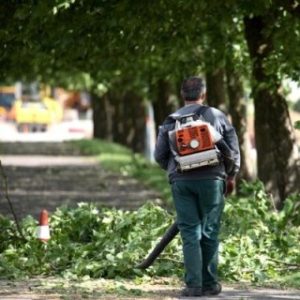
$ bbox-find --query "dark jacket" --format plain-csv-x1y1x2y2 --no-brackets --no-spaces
154,104,240,183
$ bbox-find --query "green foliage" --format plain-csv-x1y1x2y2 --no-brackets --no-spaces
276,272,300,289
71,139,131,157
1,0,300,89
0,215,18,252
220,181,300,283
0,202,180,280
0,182,299,286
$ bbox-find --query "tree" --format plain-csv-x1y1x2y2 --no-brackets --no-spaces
244,5,300,207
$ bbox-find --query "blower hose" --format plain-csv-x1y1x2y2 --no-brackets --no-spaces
137,221,179,269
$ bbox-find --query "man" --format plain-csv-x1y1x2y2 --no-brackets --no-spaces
154,76,240,297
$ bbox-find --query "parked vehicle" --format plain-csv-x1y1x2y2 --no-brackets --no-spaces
0,86,16,119
14,99,52,132
12,82,63,132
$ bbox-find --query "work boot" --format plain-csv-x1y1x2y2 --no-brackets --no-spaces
181,287,202,297
202,282,222,296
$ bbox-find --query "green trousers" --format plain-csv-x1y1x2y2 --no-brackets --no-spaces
171,179,224,288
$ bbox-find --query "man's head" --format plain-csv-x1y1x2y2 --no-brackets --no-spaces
181,76,206,103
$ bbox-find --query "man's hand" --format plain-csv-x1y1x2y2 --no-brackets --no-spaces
225,177,235,196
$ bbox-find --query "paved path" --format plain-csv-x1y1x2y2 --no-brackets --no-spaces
0,142,160,220
0,278,299,300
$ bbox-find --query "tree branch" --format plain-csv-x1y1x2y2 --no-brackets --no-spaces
0,160,27,241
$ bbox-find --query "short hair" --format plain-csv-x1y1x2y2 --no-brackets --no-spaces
181,76,206,101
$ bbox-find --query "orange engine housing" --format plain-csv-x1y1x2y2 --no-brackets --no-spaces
175,124,214,156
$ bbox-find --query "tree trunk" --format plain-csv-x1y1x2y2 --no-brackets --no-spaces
103,90,146,153
111,92,124,145
122,91,146,153
92,93,113,140
244,15,300,208
205,68,227,112
225,54,253,183
153,79,177,130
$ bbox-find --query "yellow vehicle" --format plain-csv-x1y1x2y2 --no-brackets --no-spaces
12,82,63,132
43,97,63,123
14,99,52,132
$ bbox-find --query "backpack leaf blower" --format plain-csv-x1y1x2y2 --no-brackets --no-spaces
169,113,235,174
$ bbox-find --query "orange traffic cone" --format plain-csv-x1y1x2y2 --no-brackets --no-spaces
36,209,50,242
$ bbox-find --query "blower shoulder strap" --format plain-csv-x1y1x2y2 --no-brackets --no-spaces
165,105,210,124
194,105,209,121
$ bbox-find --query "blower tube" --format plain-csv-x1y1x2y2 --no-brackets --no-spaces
137,221,179,269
